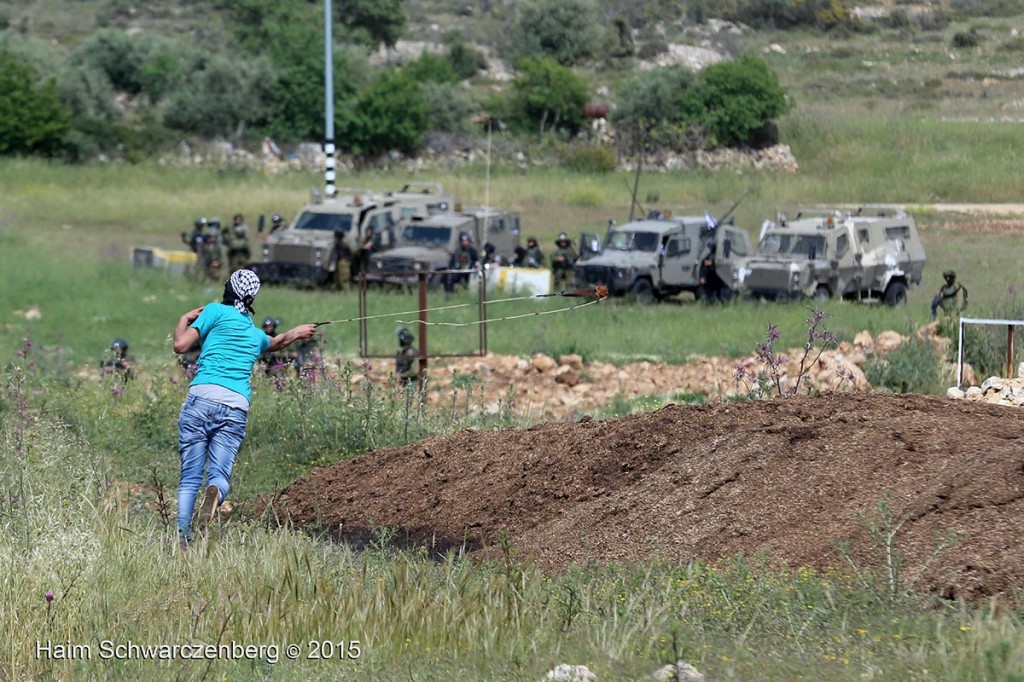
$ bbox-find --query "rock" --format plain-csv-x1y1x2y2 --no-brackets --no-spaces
651,661,705,681
947,387,965,400
1017,361,1024,379
981,377,1007,393
875,331,904,353
541,664,596,682
853,330,873,348
965,386,984,400
555,366,581,387
531,354,557,372
559,353,585,370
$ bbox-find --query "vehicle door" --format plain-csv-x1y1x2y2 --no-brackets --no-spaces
715,227,752,290
832,225,859,296
657,233,693,286
578,231,602,261
483,212,520,259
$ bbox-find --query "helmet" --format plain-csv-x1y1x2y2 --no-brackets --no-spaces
262,316,278,329
557,232,568,242
458,231,472,243
110,338,128,352
397,327,414,345
527,237,538,246
943,269,956,280
271,213,282,223
483,242,496,253
234,213,244,222
194,217,207,230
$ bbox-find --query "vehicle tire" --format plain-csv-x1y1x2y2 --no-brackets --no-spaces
629,278,655,305
813,285,831,302
717,285,735,303
884,281,908,307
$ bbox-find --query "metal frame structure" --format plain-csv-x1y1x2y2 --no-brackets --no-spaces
957,316,1024,387
357,269,489,390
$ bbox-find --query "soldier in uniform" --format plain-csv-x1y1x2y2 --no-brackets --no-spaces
258,317,287,373
931,270,968,320
445,232,479,295
331,231,353,290
551,232,578,290
395,326,418,387
229,213,248,238
698,239,726,304
268,213,285,235
182,218,207,254
201,232,224,281
481,242,500,267
101,338,134,383
525,237,544,268
225,220,252,272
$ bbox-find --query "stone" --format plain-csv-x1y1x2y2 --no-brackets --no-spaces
875,331,904,353
947,387,965,400
555,366,581,387
541,664,596,682
651,661,705,681
531,354,557,372
965,386,984,400
981,377,1007,393
558,353,585,370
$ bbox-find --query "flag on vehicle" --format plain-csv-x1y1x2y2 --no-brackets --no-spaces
704,211,718,230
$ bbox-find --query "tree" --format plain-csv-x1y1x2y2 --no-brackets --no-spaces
0,52,69,156
339,0,406,50
506,0,600,66
611,66,696,151
507,56,590,136
341,69,427,157
686,56,790,147
163,55,274,139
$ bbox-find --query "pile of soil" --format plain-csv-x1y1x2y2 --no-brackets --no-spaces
270,392,1024,602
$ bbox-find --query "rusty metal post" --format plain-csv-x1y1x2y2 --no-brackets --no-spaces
358,271,368,357
417,271,428,391
1009,324,1016,379
478,267,488,355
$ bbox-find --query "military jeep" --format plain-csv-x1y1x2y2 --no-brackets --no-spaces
741,206,926,306
250,183,453,286
366,206,520,287
573,213,752,304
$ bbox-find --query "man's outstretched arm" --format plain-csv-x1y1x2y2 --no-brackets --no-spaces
268,323,318,353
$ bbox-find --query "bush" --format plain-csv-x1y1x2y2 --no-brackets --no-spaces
0,51,70,156
163,55,274,139
505,56,590,136
952,29,981,48
505,0,600,66
405,52,458,84
342,69,429,157
561,144,617,173
864,336,944,394
611,65,696,152
444,30,488,80
422,81,479,135
686,56,791,148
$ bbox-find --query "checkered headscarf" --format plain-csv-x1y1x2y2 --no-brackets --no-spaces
228,269,261,315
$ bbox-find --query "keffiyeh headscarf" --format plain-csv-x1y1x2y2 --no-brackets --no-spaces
228,269,261,315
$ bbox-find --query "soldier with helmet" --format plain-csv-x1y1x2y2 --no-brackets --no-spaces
101,338,134,382
932,269,968,320
395,326,418,387
225,219,253,272
268,213,285,235
182,217,207,254
551,232,578,289
445,232,479,296
525,237,545,268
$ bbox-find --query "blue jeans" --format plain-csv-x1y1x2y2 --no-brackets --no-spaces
177,394,247,539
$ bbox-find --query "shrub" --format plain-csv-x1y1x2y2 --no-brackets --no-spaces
405,52,458,84
952,29,982,48
506,56,590,136
611,66,696,152
342,69,429,157
444,30,488,80
422,81,479,135
685,56,791,148
0,51,70,156
163,55,274,139
864,336,944,395
561,144,617,173
504,0,600,66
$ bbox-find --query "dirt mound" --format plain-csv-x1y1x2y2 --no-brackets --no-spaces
269,392,1024,602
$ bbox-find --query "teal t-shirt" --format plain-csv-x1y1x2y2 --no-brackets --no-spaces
189,303,271,402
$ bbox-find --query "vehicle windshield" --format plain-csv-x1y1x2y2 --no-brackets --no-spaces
792,235,827,258
757,233,793,256
401,224,452,246
604,230,660,252
293,212,355,233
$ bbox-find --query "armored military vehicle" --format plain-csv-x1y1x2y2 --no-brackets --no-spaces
741,206,925,306
250,183,454,286
574,213,752,304
366,206,520,287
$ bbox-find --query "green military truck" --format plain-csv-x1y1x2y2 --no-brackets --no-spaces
573,213,752,304
741,206,926,305
366,206,520,287
250,183,453,286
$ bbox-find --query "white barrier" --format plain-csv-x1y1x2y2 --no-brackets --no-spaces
472,266,552,296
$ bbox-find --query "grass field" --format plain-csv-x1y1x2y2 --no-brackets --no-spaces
7,22,1024,674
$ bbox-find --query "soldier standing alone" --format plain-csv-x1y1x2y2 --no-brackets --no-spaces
551,232,578,289
225,221,252,272
931,270,968,320
395,327,418,387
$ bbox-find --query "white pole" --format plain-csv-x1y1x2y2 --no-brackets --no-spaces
324,0,336,199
